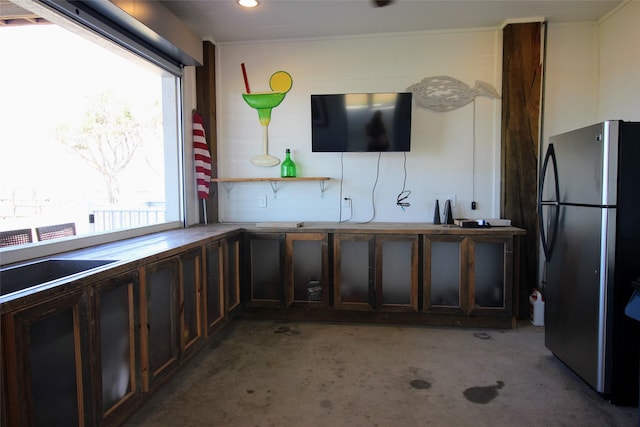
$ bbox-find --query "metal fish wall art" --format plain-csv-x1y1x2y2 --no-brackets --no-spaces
406,75,500,112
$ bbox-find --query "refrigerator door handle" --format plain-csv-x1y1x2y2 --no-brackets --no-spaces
539,143,560,261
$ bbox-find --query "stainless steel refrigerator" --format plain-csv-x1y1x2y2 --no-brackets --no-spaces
539,120,640,405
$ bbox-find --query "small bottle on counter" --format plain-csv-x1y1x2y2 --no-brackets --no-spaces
280,148,297,178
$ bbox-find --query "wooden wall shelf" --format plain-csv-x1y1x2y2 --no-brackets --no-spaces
211,177,330,197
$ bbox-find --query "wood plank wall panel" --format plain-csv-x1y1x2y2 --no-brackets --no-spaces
195,41,218,224
501,22,543,317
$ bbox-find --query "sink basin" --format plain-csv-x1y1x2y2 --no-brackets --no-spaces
0,259,117,296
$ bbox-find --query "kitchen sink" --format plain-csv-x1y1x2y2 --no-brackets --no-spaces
0,259,117,296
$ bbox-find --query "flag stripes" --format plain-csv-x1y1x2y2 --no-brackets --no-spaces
193,111,212,199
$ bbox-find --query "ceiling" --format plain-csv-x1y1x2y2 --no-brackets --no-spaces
0,0,47,25
160,0,624,43
0,1,624,42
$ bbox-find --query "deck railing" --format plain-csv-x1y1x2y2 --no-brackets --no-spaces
91,208,165,232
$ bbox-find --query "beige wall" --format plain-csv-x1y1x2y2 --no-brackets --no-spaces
544,1,640,141
597,0,640,121
538,1,640,287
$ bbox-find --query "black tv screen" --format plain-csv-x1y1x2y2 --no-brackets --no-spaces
311,92,412,152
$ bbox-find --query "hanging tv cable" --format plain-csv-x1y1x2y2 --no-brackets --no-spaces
397,152,411,210
360,152,382,224
339,153,352,222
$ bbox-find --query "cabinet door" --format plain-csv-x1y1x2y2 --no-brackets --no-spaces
468,236,513,315
205,240,225,334
93,271,141,426
423,235,467,314
334,234,375,310
376,234,419,312
285,233,329,307
141,258,179,391
224,235,241,315
180,249,203,357
247,233,285,306
3,290,92,426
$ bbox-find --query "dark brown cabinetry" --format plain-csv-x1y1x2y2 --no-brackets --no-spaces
140,247,213,390
424,234,515,324
93,271,141,427
180,249,204,357
467,236,514,316
0,225,522,427
140,258,179,392
204,240,225,334
285,233,329,308
204,234,242,333
224,234,241,315
424,235,466,314
0,230,243,427
375,234,419,312
2,289,92,426
333,233,419,312
333,233,374,310
246,233,285,306
246,232,329,308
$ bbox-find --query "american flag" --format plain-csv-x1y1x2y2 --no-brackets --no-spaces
193,111,212,199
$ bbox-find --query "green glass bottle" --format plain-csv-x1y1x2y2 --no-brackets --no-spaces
280,148,297,178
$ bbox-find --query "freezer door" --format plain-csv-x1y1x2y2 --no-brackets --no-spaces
545,204,612,393
550,121,619,206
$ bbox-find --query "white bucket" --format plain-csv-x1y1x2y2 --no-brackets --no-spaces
529,290,545,326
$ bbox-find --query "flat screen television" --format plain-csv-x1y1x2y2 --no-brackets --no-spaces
311,92,412,152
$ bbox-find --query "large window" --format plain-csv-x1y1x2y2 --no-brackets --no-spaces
0,0,185,259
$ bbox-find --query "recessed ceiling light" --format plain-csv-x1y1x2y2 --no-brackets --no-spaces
238,0,259,8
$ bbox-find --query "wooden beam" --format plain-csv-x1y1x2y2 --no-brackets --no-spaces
195,41,218,224
501,22,543,317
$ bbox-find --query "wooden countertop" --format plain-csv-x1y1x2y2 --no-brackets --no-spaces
0,225,241,309
1,222,524,310
242,221,526,236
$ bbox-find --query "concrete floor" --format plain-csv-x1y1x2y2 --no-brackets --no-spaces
124,320,638,427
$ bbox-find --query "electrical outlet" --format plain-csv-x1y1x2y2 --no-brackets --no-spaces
259,195,267,208
342,196,351,208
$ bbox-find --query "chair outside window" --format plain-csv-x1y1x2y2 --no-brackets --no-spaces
0,228,34,247
36,223,76,241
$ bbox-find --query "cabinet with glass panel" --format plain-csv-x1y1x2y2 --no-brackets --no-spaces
93,271,141,427
224,234,242,316
333,233,419,312
140,258,180,392
2,288,93,426
204,240,225,334
424,235,513,317
0,233,243,427
246,233,285,306
179,249,204,358
246,232,329,308
285,233,329,308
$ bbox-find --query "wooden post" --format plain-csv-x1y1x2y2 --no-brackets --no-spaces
195,41,218,224
501,22,544,317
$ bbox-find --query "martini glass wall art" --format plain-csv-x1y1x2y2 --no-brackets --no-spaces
241,69,293,167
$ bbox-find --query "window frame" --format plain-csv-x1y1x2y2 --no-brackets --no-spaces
1,0,200,265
